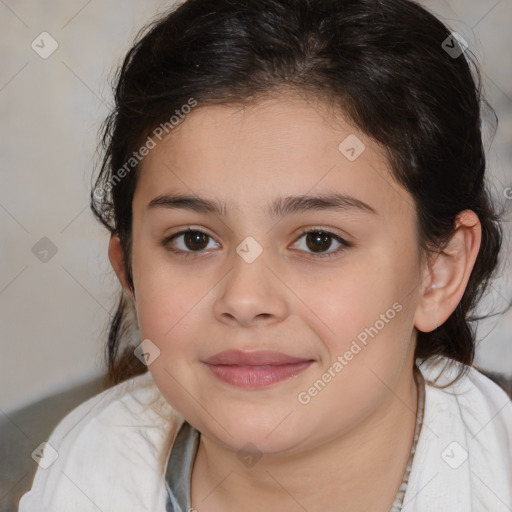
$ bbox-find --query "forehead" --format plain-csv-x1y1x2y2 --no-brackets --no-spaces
134,95,415,222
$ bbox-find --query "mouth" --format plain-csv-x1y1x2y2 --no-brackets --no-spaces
202,350,315,388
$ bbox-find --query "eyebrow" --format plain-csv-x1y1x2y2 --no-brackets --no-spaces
146,192,377,218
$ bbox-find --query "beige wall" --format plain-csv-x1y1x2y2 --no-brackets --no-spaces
1,0,511,413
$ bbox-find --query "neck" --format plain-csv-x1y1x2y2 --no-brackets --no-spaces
191,363,420,512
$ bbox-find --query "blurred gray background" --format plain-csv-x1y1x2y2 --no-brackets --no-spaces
0,0,511,415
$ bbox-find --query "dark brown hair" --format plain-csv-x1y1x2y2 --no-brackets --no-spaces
91,0,505,386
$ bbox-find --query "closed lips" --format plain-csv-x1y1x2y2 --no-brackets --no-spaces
203,350,314,366
202,350,315,388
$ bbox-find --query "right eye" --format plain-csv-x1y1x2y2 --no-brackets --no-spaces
162,228,220,257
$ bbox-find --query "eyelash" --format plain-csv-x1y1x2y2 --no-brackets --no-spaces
162,227,351,260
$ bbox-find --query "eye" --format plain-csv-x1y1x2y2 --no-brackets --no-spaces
291,229,351,258
162,228,219,257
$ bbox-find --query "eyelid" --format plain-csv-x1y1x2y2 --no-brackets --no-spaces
294,226,351,242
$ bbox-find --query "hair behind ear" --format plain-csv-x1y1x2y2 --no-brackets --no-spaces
103,291,147,387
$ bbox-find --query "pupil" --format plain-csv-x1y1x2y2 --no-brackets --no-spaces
307,231,331,252
185,231,207,251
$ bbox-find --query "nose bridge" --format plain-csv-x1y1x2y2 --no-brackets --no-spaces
214,238,287,325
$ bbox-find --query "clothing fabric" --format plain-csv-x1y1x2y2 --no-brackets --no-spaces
18,356,512,512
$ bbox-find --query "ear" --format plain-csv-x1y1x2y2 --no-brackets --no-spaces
108,233,135,302
414,210,482,333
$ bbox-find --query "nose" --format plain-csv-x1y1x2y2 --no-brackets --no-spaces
213,249,289,328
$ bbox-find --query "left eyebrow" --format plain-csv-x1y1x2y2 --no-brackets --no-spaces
268,192,377,218
146,192,377,218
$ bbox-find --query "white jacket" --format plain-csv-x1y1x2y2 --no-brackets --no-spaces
18,356,512,512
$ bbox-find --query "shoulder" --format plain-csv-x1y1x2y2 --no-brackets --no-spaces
18,371,185,512
403,356,512,511
418,355,512,455
419,355,512,433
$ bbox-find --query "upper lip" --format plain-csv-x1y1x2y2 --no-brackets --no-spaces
203,350,313,366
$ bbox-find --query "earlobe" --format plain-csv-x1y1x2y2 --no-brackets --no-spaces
108,233,135,302
414,210,481,333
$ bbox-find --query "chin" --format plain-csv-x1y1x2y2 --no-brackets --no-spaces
198,412,308,456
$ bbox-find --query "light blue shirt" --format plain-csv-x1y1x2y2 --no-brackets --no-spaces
165,420,200,512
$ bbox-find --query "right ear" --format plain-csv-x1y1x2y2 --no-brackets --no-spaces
108,233,135,302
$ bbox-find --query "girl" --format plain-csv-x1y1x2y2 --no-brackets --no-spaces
19,0,512,510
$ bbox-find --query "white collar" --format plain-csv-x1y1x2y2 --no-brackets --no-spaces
403,357,512,511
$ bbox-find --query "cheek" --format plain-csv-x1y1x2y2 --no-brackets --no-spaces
306,251,415,379
303,253,401,337
130,255,208,419
296,298,412,438
130,245,203,348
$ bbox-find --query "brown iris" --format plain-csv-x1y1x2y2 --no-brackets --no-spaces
305,231,332,253
183,230,209,251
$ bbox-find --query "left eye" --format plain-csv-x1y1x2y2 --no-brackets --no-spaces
292,230,351,258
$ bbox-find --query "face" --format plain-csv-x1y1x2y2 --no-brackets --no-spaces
128,93,425,455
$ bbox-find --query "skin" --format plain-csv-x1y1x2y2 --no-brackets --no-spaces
109,91,481,511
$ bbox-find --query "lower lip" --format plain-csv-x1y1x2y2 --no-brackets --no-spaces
203,361,313,388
